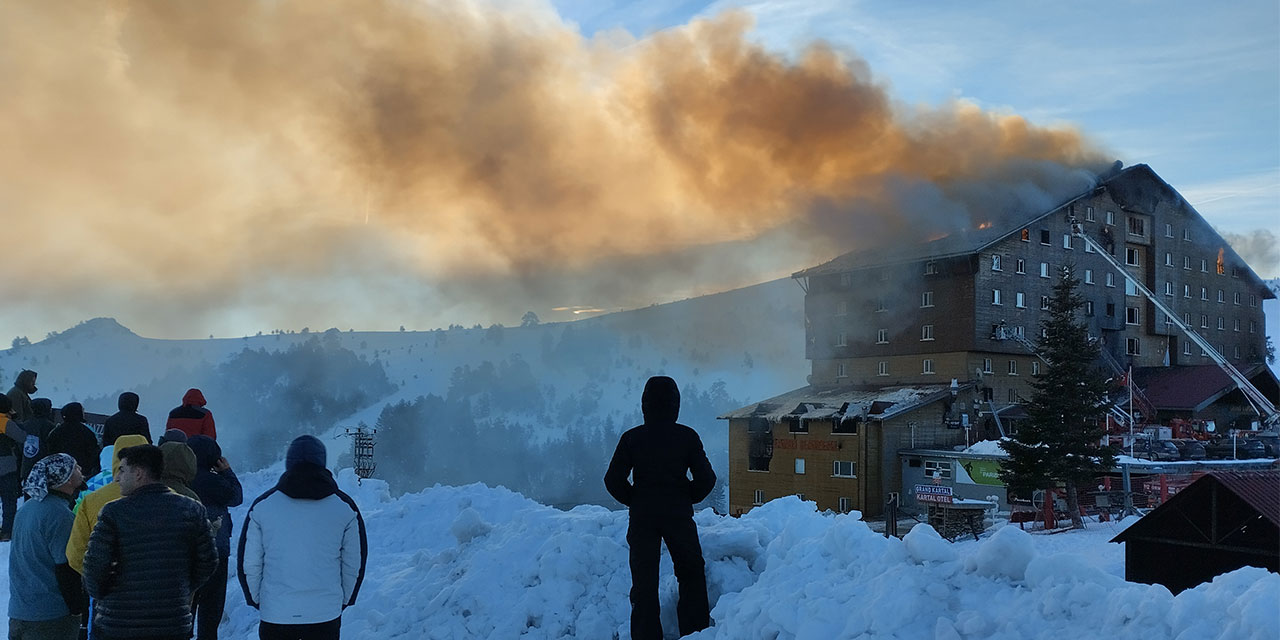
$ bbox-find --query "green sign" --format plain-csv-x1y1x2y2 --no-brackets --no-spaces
959,458,1004,486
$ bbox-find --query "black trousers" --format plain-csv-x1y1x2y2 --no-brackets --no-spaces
627,515,710,640
0,471,19,536
258,617,340,640
192,556,229,640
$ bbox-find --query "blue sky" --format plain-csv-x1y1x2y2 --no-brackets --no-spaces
554,0,1280,247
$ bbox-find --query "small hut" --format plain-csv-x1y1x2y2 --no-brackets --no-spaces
1110,470,1278,593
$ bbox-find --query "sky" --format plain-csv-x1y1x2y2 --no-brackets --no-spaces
1,0,1276,341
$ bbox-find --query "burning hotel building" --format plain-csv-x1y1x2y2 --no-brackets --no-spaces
721,164,1277,518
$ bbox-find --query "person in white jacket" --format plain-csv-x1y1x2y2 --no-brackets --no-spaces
238,436,367,640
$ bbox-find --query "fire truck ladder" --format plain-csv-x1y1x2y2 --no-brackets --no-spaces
1070,221,1279,427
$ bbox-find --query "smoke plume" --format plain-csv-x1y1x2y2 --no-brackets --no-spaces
1220,230,1280,279
0,0,1108,338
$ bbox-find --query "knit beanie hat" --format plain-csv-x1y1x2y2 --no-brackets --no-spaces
159,428,189,445
286,435,326,470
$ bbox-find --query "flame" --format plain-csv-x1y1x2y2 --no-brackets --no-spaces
978,221,994,230
1217,248,1225,275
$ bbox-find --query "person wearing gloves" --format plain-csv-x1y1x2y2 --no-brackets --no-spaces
238,436,367,640
8,453,85,639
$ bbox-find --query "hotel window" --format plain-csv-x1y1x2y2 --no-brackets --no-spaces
923,460,952,480
1183,256,1191,270
1165,223,1173,238
1250,294,1258,307
876,329,888,344
1021,228,1030,242
1251,321,1257,333
991,255,1002,271
1233,292,1241,305
1106,303,1116,317
1163,313,1173,326
1217,317,1225,331
1040,262,1050,278
1127,217,1144,236
1085,240,1095,253
1106,210,1115,225
840,273,853,287
1217,290,1224,303
1032,361,1041,376
754,490,765,506
1040,295,1050,310
1009,389,1018,403
1183,228,1191,241
1126,338,1140,355
1183,342,1192,355
837,363,847,378
833,461,857,478
796,493,805,501
1008,360,1018,375
836,332,847,347
1126,307,1139,325
921,325,934,341
1040,229,1051,245
1015,259,1026,274
835,300,848,316
1085,206,1095,222
925,261,938,275
1063,234,1072,249
794,458,806,475
992,289,1002,305
1084,269,1094,284
922,359,935,374
878,361,889,376
1125,247,1140,266
1200,314,1208,329
838,497,852,513
1084,301,1094,315
921,291,934,308
876,298,888,312
982,358,993,373
1183,284,1191,298
1015,292,1026,308
1183,312,1191,325
1164,252,1173,266
1234,319,1241,332
1200,259,1209,273
1234,346,1241,359
1105,273,1115,287
1200,287,1208,300
1164,282,1173,296
1125,280,1138,297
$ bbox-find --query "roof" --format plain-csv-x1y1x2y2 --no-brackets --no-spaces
1134,364,1278,412
1111,470,1280,542
718,382,972,422
792,164,1277,295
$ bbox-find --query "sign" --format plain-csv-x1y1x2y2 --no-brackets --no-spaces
915,484,953,504
773,438,839,451
958,459,1004,486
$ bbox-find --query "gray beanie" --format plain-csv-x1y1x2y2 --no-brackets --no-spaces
286,435,326,470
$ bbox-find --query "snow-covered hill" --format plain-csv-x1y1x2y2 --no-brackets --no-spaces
4,475,1271,639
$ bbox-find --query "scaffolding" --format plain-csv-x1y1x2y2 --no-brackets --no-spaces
340,425,377,481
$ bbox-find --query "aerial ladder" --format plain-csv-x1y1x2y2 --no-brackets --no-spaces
1069,220,1279,428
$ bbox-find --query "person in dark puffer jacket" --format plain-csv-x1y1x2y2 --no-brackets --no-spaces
19,398,58,481
102,392,151,447
82,444,217,640
46,403,100,480
188,436,242,640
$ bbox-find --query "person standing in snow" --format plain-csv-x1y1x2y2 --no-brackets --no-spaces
604,376,717,640
6,369,37,425
238,435,367,640
102,392,151,447
8,454,85,639
82,444,218,639
19,398,58,481
166,388,217,440
159,441,200,501
46,403,101,480
189,435,243,640
0,394,28,542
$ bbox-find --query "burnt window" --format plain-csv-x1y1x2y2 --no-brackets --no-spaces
748,418,773,472
833,416,860,435
1106,303,1116,317
1040,229,1051,245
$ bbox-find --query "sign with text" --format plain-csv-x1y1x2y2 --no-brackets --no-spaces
915,484,954,504
773,438,839,451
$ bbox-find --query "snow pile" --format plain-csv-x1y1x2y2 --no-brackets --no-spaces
963,438,1010,455
3,478,1275,639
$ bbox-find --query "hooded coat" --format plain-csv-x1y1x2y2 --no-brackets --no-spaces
166,388,216,440
188,436,243,557
65,434,148,573
102,392,151,446
159,441,200,501
18,398,57,481
6,369,37,424
46,403,100,479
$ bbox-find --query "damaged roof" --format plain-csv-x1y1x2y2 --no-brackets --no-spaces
1133,364,1279,412
718,382,972,422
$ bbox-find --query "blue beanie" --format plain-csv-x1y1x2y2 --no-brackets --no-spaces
286,435,326,470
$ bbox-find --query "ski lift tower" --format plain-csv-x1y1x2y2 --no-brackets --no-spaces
340,424,377,481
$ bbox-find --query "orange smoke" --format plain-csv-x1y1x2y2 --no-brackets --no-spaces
0,0,1108,335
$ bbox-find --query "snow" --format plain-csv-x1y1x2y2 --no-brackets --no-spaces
964,439,1011,455
4,475,1274,639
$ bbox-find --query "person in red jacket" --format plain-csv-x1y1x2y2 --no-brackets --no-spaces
166,389,217,440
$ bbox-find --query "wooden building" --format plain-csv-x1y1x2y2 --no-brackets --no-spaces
720,382,977,517
1110,470,1279,593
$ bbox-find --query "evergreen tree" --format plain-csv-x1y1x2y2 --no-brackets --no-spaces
999,266,1117,529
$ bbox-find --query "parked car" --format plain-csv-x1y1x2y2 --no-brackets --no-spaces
1205,437,1267,460
1133,439,1181,461
1173,440,1206,461
1251,434,1280,458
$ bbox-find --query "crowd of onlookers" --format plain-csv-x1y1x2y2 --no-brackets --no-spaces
2,370,367,640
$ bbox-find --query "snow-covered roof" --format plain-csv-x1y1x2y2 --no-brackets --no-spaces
719,382,971,422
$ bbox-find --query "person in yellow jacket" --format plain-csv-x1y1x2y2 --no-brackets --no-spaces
66,434,149,573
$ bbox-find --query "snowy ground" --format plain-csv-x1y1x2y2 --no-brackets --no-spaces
3,470,1276,639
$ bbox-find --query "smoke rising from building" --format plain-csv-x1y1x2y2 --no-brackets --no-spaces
1,0,1114,337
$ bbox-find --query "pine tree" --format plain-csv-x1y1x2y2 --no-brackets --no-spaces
999,265,1117,529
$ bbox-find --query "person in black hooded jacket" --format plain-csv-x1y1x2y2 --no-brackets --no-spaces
603,376,716,640
188,435,242,640
46,403,101,480
102,392,151,447
19,397,57,481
